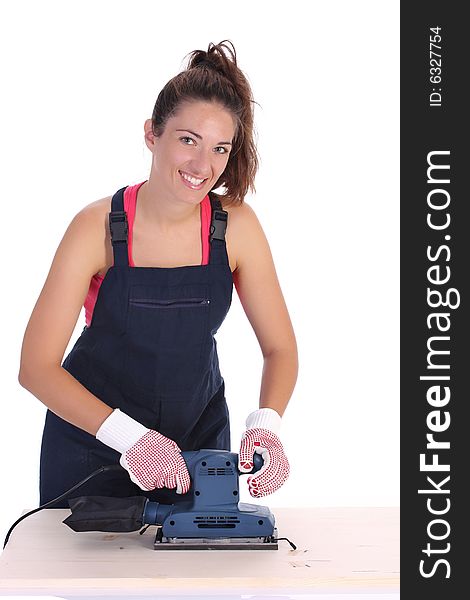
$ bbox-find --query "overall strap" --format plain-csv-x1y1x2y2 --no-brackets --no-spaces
109,186,129,267
209,195,229,266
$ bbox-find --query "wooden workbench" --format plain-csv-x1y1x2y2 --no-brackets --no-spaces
0,507,399,596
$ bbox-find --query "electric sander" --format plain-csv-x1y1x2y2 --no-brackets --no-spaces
62,449,287,550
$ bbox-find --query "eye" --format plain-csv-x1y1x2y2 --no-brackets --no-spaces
215,146,229,154
180,136,196,145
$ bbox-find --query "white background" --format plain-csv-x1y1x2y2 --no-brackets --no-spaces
0,0,399,544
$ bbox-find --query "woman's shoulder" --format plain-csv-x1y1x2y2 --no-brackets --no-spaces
224,199,266,239
224,199,258,227
77,195,112,221
70,195,114,243
224,200,270,272
65,195,113,276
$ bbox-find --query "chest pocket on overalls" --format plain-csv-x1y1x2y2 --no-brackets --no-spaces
125,283,210,397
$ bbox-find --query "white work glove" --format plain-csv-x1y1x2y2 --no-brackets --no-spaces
238,407,290,498
96,409,191,494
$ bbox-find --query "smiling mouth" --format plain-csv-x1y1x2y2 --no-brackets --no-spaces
178,170,208,187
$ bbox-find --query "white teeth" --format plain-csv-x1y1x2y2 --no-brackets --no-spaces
180,171,205,185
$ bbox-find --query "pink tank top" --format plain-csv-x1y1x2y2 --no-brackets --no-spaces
84,181,213,327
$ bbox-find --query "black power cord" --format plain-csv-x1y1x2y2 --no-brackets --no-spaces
274,536,297,550
3,464,121,549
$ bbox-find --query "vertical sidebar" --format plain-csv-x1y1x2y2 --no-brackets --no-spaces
401,2,467,598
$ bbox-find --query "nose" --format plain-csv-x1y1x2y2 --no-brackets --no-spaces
186,152,212,179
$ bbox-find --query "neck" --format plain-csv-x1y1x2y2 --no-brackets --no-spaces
137,178,202,233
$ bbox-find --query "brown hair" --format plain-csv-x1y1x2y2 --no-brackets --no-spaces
151,40,259,206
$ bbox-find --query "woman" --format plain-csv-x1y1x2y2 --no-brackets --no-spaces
18,40,298,508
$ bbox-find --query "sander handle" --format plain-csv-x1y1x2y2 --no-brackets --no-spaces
179,450,263,475
246,451,264,473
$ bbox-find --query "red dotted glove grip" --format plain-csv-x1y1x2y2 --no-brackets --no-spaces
238,427,290,498
120,430,191,493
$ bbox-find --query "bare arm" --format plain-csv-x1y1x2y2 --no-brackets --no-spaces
18,201,114,436
228,203,298,417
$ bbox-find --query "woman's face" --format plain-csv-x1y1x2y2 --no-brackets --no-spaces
145,100,236,204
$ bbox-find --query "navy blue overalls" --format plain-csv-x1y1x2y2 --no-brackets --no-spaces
39,186,233,507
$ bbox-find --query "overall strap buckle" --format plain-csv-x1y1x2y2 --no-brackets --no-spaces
109,211,128,244
210,209,228,242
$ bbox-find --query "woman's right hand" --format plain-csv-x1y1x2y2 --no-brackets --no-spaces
96,409,191,493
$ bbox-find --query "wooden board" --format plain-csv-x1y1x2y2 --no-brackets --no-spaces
0,507,399,595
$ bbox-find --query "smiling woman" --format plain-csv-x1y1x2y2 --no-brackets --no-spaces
18,40,298,509
141,100,237,209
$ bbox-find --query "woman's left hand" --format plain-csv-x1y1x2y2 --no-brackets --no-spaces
238,408,290,498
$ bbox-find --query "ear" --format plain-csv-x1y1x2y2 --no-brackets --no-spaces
144,119,156,150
